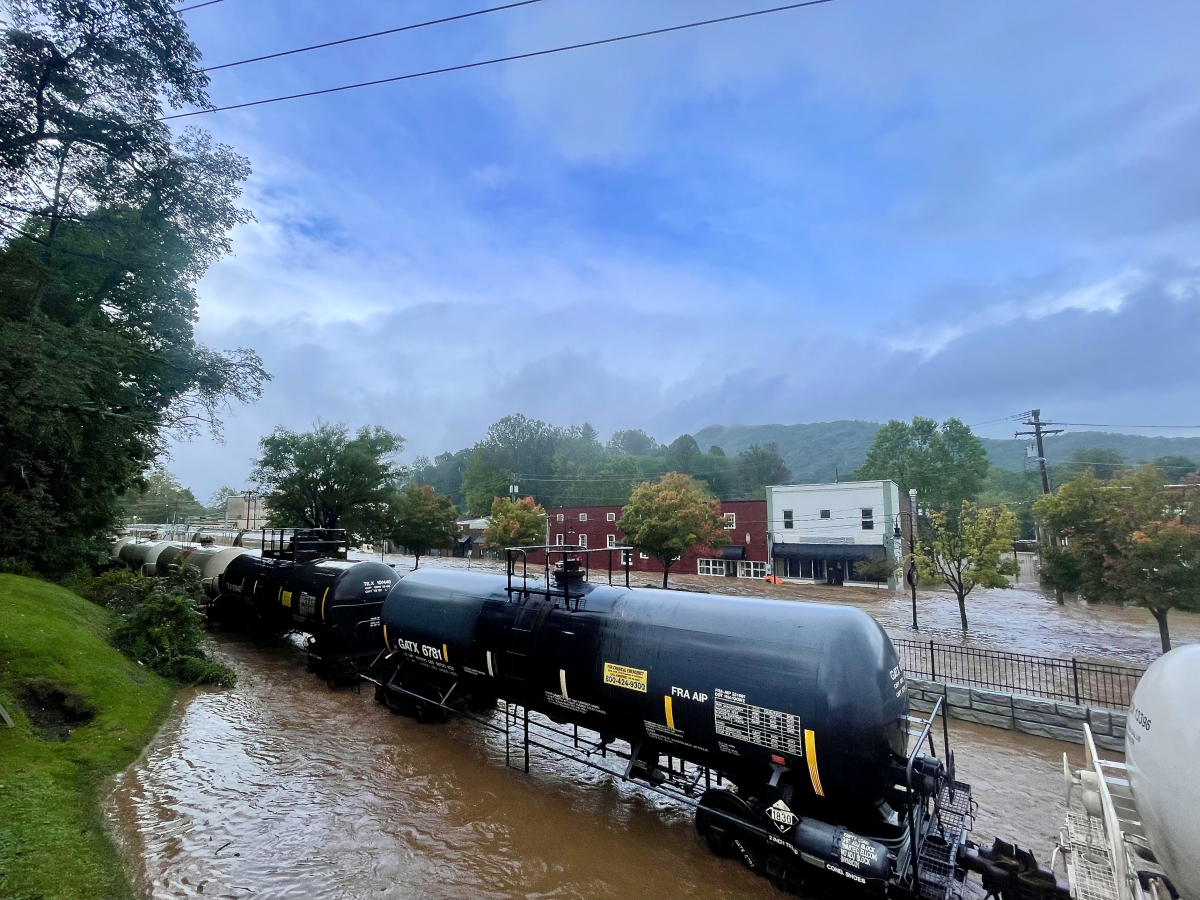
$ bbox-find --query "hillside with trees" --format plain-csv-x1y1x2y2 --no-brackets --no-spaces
696,421,1200,481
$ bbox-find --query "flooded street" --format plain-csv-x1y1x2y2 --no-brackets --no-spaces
358,555,1198,667
107,635,1093,900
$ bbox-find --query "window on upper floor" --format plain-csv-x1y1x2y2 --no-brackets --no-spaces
820,509,831,519
607,534,617,548
579,512,588,522
639,551,649,560
723,512,736,530
862,508,874,530
556,513,564,523
607,512,616,522
783,510,794,529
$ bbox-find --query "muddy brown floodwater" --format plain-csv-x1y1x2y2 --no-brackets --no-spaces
107,636,1096,900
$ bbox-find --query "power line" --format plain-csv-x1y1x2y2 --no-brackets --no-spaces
162,0,837,120
1046,422,1200,430
201,0,547,72
177,0,229,12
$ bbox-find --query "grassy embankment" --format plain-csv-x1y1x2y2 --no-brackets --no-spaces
0,573,175,899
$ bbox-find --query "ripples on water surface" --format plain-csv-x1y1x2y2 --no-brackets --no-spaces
108,635,1095,899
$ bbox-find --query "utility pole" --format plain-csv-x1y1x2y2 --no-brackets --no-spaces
1016,409,1065,603
907,488,919,630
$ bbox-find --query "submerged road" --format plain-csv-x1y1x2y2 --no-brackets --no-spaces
107,635,1092,900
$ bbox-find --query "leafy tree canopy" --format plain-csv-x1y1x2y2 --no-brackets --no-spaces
915,501,1019,632
666,434,701,474
607,429,660,457
855,416,988,512
251,422,404,530
386,483,458,568
1055,447,1128,482
0,0,266,571
121,467,205,523
1036,465,1199,652
418,418,793,513
206,485,239,513
618,473,729,588
483,496,545,550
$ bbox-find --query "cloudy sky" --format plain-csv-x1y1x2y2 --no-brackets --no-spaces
166,0,1200,498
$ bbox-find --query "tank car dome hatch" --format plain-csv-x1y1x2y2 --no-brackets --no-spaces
1125,645,1200,899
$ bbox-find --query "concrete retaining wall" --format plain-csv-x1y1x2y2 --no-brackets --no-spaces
908,677,1126,752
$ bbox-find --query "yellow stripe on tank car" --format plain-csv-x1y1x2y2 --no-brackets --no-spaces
382,623,389,650
664,695,675,730
321,587,329,620
805,729,825,797
442,643,449,663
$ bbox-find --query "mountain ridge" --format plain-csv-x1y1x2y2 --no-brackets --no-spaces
692,421,1200,483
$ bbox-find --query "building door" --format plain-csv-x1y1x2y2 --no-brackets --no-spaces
827,561,845,586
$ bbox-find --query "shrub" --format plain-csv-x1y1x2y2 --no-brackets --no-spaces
0,557,36,577
109,588,234,688
80,569,154,616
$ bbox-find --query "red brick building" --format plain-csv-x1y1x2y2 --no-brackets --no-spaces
526,499,769,581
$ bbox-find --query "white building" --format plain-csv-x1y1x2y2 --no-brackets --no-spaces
223,493,271,531
765,480,909,586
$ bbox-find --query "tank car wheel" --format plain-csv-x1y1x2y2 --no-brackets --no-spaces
696,789,761,867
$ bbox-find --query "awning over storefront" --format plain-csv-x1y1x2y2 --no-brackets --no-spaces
771,543,885,562
719,546,746,560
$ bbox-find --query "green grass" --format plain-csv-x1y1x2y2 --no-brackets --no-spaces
0,574,175,899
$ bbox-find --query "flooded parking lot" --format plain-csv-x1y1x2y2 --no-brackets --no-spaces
107,635,1095,900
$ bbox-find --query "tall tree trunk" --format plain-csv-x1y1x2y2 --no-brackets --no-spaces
413,552,421,570
662,561,672,589
957,590,969,632
1151,607,1171,653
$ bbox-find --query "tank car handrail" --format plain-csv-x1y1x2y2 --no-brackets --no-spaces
901,695,950,889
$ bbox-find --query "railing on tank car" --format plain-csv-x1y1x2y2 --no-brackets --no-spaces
892,639,1145,711
260,528,349,562
504,544,635,608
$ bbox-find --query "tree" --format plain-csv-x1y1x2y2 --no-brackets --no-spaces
483,496,546,550
1152,456,1199,480
387,483,458,569
0,0,266,571
666,434,702,474
1036,466,1200,652
122,468,205,523
462,453,513,517
852,554,897,588
1059,448,1127,482
915,501,1019,632
251,422,404,529
206,486,239,515
618,473,729,588
413,448,472,502
607,429,659,457
855,417,988,513
736,443,792,497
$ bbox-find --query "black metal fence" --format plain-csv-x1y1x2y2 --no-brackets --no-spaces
892,638,1144,710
